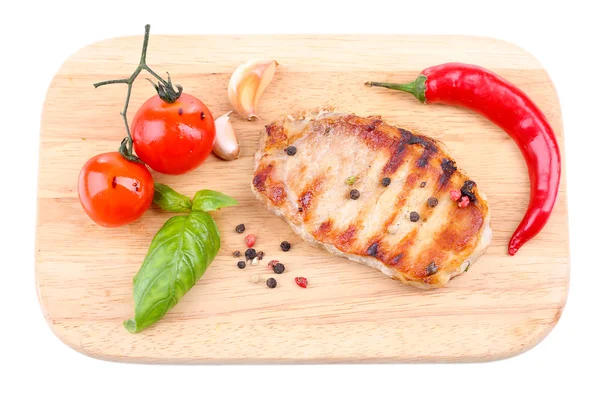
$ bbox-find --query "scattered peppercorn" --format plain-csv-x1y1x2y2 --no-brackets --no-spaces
266,278,277,288
420,181,427,188
237,260,246,269
235,223,245,233
350,189,360,200
449,189,461,201
285,146,297,156
458,196,471,208
245,233,256,248
427,197,438,208
295,277,308,288
409,211,420,222
245,248,257,260
425,261,438,276
268,260,278,269
460,180,477,202
381,177,391,187
273,263,285,274
232,250,241,258
257,251,265,260
346,175,357,186
251,274,260,284
280,241,291,252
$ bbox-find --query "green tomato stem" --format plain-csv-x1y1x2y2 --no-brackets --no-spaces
92,24,183,161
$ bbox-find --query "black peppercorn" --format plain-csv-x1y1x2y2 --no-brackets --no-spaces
427,197,438,208
381,177,391,187
237,260,246,269
280,241,291,252
273,262,285,274
285,146,297,156
266,278,277,288
425,262,438,276
232,250,241,258
420,181,427,188
350,189,360,200
245,248,257,260
257,251,265,260
235,223,245,233
409,211,420,222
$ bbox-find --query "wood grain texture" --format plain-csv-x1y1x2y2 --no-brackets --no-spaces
36,34,569,363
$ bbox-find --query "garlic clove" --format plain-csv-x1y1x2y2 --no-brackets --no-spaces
228,59,278,121
213,111,240,161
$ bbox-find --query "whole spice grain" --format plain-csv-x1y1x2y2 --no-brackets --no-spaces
266,278,277,288
427,197,438,208
273,262,285,274
458,196,471,208
280,241,291,252
245,248,257,260
237,260,246,269
257,251,265,260
409,211,420,222
245,233,256,248
346,175,357,186
235,223,245,233
232,250,241,258
268,260,278,270
295,277,308,288
449,189,461,201
349,189,360,200
420,181,427,188
251,274,261,283
381,177,391,187
285,146,297,156
425,261,438,276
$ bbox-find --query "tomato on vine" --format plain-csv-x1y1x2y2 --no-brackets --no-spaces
79,24,215,226
78,152,154,227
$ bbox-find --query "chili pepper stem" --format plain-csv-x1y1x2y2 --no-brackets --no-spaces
365,75,428,103
93,24,183,161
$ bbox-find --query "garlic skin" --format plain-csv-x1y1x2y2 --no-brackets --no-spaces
228,59,278,120
212,111,240,161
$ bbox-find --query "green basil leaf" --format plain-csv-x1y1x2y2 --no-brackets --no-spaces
124,211,220,333
191,190,238,212
153,183,192,213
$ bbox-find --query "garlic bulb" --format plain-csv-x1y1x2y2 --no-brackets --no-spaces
228,59,278,120
212,111,240,160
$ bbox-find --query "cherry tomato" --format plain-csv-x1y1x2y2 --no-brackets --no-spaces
78,152,154,227
131,93,216,175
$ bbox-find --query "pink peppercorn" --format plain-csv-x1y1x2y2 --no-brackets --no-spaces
458,196,470,208
295,277,308,288
449,189,461,201
245,234,256,248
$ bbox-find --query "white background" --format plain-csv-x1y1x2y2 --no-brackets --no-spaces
1,0,598,392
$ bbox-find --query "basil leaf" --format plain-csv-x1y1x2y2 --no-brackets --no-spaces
124,211,220,333
153,183,192,213
192,190,238,212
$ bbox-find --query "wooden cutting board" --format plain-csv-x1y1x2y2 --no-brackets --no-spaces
36,34,569,363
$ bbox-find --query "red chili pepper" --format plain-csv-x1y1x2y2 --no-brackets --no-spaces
245,234,256,248
366,63,561,256
295,277,308,288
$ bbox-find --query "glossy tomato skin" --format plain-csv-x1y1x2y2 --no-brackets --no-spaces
131,93,216,175
78,152,154,227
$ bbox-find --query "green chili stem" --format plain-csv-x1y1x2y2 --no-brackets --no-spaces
93,24,175,161
365,75,428,103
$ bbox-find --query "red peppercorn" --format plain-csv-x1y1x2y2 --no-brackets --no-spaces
458,196,470,208
295,277,308,288
449,189,461,201
268,260,279,270
245,234,256,248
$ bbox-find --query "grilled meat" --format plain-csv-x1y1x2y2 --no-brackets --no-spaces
251,110,492,288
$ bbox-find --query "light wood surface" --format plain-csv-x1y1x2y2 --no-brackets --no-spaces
36,34,569,363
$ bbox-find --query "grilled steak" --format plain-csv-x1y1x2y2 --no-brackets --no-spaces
251,110,492,288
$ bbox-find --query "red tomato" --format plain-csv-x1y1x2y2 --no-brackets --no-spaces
78,152,154,227
131,93,216,175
